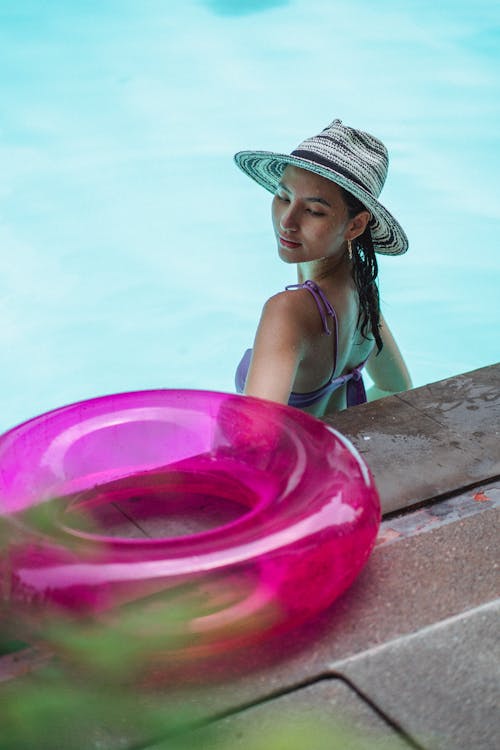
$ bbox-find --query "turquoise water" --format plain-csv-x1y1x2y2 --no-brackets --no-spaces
1,0,499,432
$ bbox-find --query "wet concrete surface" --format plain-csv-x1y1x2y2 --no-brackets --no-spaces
326,363,499,515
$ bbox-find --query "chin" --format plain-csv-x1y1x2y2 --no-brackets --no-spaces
278,249,302,264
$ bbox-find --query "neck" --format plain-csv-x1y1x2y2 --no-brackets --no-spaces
296,253,351,285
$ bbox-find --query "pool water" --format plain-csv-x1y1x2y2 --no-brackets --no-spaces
1,0,499,432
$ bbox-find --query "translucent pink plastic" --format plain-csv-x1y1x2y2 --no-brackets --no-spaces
0,390,380,656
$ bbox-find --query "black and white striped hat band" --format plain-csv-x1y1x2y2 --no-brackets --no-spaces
234,119,408,256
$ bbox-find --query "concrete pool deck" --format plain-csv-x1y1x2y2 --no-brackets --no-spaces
1,362,499,748
330,361,499,516
160,363,500,749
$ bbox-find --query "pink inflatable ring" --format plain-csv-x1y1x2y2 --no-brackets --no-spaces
0,390,380,657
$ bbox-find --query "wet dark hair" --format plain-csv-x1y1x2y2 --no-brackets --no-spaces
340,187,383,353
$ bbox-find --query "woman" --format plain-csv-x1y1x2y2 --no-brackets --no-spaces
234,119,412,417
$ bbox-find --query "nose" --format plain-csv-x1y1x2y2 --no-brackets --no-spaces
279,204,299,233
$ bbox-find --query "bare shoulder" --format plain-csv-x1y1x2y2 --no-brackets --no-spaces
262,288,323,335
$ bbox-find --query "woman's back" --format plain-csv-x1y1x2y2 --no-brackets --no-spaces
236,270,375,417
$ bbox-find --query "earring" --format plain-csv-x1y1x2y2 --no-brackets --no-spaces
347,240,353,261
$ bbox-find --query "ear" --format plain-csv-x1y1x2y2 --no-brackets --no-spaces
345,210,371,241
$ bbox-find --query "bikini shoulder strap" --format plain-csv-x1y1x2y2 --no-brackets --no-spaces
285,280,339,367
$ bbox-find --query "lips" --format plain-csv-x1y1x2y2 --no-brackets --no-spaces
279,235,302,249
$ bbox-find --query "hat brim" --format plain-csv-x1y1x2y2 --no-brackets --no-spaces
234,150,408,256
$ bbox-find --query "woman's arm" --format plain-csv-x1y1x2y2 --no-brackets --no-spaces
365,314,412,401
244,292,306,405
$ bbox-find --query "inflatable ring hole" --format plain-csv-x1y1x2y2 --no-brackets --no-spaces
57,465,262,543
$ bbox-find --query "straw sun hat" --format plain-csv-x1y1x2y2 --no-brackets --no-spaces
234,118,408,256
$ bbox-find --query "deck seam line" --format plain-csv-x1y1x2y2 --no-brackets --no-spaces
327,598,500,670
381,474,500,520
128,670,426,750
110,502,152,538
392,392,452,429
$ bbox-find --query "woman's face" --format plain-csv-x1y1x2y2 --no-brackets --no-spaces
271,165,355,264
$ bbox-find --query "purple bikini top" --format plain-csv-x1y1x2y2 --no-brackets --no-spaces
235,280,369,409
